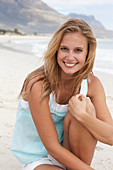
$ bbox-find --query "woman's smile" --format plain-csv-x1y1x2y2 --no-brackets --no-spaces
63,61,79,68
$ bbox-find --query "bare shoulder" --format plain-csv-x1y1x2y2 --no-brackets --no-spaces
24,74,45,101
87,72,105,98
28,74,44,88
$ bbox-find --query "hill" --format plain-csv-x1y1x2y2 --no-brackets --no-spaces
68,13,113,38
0,0,67,34
0,0,113,38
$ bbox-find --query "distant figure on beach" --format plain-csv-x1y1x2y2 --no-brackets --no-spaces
11,18,113,170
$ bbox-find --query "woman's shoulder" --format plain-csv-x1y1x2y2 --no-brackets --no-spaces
23,74,45,101
28,74,44,87
87,72,104,98
88,72,101,84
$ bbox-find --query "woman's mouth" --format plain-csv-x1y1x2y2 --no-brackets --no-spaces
63,61,78,67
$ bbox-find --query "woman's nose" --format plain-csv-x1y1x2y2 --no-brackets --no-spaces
68,51,75,59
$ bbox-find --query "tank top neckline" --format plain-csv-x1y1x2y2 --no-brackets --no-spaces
49,78,88,111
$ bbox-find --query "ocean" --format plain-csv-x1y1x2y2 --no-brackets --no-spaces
3,36,113,76
95,39,113,75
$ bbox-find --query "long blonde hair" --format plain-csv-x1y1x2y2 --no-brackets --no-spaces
20,18,97,102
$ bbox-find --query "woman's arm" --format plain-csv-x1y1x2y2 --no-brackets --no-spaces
68,74,113,146
27,80,93,170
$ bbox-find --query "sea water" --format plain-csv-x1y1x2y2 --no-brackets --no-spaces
4,36,113,76
94,39,113,75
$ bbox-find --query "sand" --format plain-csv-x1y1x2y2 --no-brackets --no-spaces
0,35,113,170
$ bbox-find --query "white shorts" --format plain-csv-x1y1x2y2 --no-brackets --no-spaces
22,154,66,170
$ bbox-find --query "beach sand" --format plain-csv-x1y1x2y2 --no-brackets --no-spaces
0,35,113,170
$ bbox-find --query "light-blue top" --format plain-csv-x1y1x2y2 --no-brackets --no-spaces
11,79,87,164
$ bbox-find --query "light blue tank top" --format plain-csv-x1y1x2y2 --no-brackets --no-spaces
11,79,87,164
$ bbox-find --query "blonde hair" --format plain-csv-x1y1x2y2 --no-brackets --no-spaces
20,18,97,102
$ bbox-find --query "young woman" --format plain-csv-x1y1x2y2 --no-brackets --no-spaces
11,18,113,170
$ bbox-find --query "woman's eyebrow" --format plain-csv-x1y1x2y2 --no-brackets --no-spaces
60,45,68,47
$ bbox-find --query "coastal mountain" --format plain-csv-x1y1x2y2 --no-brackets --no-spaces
68,13,113,38
0,0,113,37
0,0,67,34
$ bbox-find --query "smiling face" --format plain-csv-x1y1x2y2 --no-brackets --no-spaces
57,32,88,79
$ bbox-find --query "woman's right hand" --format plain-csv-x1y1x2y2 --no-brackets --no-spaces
68,94,87,120
68,94,96,120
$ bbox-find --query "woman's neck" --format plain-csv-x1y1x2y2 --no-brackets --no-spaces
56,81,73,104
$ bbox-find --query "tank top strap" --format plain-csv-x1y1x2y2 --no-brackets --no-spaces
80,79,88,97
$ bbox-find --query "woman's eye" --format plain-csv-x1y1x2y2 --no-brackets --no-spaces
61,47,68,51
75,49,82,52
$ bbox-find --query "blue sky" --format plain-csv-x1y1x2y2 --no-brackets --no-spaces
42,0,113,30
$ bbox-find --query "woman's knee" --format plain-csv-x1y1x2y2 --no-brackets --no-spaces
64,112,84,135
64,111,84,139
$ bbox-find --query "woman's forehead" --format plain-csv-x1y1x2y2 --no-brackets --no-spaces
60,32,88,47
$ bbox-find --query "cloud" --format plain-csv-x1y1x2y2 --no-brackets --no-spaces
43,0,113,6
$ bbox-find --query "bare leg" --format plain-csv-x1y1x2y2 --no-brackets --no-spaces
63,112,97,165
34,164,63,170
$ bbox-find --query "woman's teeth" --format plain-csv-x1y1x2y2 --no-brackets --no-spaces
65,63,75,67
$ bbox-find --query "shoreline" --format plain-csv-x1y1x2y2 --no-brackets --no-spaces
0,37,113,170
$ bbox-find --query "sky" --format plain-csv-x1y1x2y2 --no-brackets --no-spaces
42,0,113,30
